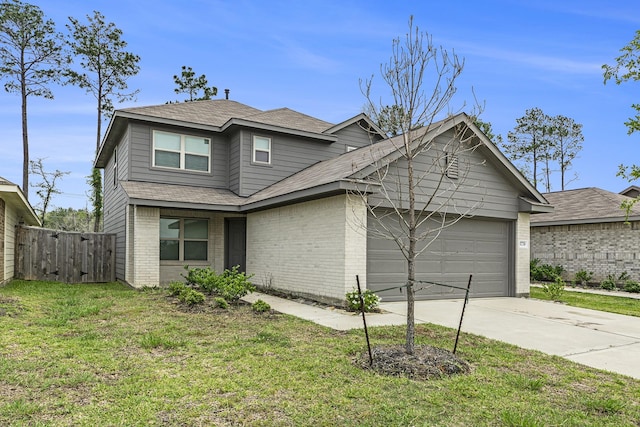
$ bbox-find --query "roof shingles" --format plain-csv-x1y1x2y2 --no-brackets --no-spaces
530,187,640,224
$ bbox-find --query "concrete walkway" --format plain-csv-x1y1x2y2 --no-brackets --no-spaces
243,292,640,379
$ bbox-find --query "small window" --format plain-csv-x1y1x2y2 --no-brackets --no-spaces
160,217,208,261
153,130,210,172
253,136,271,165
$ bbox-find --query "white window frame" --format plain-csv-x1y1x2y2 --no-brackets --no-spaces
252,135,271,165
152,130,211,173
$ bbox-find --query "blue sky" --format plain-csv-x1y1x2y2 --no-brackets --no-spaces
1,0,639,210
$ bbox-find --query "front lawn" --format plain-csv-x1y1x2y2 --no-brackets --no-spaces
1,280,639,426
531,286,640,317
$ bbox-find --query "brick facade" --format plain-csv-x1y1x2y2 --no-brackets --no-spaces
531,221,640,282
246,194,367,305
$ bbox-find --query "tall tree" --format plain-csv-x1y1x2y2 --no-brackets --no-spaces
505,108,552,191
173,65,217,102
603,30,640,212
550,115,583,191
65,10,140,231
474,118,503,146
0,0,66,200
358,17,479,355
29,157,69,226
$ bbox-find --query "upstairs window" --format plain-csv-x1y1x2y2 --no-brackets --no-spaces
153,130,210,172
160,217,208,261
252,135,271,165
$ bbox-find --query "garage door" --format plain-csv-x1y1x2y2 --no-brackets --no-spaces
367,215,512,301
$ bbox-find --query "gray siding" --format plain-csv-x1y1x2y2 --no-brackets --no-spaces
240,131,336,196
128,122,228,188
228,130,241,194
332,122,380,154
367,131,520,220
103,128,130,281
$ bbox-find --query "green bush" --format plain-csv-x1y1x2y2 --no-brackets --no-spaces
252,299,271,313
623,280,640,293
168,281,187,297
345,289,381,312
573,270,593,286
215,266,256,302
541,277,565,301
182,266,218,293
530,259,565,282
182,265,255,302
177,288,205,306
600,275,617,291
214,297,228,309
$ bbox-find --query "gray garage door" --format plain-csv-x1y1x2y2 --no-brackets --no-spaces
367,216,512,301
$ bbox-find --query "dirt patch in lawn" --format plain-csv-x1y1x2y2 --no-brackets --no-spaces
356,344,471,381
0,296,23,317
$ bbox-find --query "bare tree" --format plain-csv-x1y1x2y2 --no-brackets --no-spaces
29,157,69,226
356,17,481,354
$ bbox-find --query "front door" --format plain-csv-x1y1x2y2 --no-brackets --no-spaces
225,218,246,271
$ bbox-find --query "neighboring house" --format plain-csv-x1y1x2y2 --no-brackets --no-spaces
95,99,550,304
0,177,40,283
620,185,640,199
530,187,640,282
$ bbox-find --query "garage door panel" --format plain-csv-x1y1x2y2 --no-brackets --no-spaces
368,214,511,301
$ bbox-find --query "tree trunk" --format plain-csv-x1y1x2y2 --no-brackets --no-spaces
21,74,29,200
93,96,103,232
405,149,416,355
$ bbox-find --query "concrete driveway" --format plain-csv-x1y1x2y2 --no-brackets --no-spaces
381,298,640,379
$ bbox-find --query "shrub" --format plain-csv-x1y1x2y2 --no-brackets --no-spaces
618,271,631,282
541,277,565,301
182,266,218,293
177,288,205,306
623,280,640,293
345,289,381,312
600,275,617,291
573,270,593,286
252,299,271,313
181,265,255,302
214,266,256,302
530,259,564,282
168,281,187,297
214,297,228,309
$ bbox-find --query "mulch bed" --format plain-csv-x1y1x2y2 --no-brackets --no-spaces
356,344,471,381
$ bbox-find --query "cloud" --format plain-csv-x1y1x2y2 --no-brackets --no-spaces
456,42,602,75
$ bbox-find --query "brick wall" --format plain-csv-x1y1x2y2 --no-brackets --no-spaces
531,221,640,282
246,194,367,305
131,206,160,287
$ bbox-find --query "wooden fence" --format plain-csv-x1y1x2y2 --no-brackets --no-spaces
15,225,116,283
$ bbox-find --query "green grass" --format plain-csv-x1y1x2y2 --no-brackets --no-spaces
1,280,639,426
531,286,640,317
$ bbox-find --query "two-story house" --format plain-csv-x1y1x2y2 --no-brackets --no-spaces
95,99,550,304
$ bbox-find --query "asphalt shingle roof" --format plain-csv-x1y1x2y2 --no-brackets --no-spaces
120,100,334,133
530,187,640,224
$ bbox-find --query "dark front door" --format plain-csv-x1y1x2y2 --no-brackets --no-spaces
225,218,246,271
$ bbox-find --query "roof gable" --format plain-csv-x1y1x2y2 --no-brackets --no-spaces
0,177,40,226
